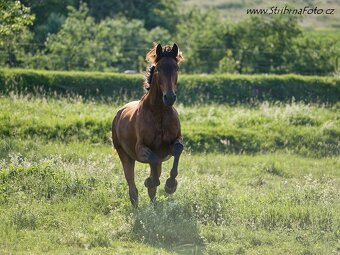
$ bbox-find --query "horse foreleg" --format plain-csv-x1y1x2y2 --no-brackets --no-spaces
165,138,183,194
135,143,160,188
146,162,162,203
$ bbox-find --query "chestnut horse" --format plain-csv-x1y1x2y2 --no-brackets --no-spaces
112,44,184,206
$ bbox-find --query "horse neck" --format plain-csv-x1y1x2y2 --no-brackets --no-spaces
143,75,164,109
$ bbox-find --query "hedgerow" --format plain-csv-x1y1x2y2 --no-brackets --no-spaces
0,69,339,103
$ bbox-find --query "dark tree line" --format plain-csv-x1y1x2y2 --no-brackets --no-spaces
0,0,338,75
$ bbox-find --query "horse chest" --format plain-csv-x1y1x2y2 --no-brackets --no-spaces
142,115,178,148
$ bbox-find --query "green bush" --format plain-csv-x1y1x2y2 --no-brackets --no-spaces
0,69,339,103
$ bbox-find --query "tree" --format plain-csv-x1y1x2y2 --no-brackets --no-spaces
81,0,180,33
0,0,34,41
25,3,172,72
219,15,337,75
287,37,338,75
0,0,34,67
176,8,225,73
34,13,66,45
221,15,301,74
21,0,180,45
20,0,74,44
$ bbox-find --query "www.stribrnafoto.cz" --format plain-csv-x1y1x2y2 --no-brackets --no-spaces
246,6,335,15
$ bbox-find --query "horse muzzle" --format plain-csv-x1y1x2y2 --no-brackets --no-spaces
163,91,177,106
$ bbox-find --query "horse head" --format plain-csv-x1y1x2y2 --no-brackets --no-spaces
145,43,183,107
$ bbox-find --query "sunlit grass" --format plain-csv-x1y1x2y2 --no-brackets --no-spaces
1,94,339,156
0,144,339,254
0,93,339,254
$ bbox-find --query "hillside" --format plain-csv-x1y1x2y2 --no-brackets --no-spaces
183,0,340,30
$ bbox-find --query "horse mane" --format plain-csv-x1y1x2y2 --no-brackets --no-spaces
143,65,155,91
144,44,184,91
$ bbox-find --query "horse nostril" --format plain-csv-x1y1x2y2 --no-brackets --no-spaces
163,92,176,106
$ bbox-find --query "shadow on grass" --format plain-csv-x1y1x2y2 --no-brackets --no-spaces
132,196,204,254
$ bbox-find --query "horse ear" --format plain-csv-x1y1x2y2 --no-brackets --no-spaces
172,43,179,56
156,44,162,57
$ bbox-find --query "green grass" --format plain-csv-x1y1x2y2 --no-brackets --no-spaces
0,140,339,254
0,94,339,156
0,93,339,254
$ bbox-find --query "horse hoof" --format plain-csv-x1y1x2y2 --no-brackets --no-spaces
150,197,157,206
129,189,138,207
144,177,160,188
129,196,139,207
165,178,177,194
130,198,138,208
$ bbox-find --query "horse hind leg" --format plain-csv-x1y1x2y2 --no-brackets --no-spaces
124,159,138,206
118,148,138,207
112,126,138,207
165,140,183,194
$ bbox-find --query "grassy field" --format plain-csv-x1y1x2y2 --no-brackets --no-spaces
0,95,339,156
0,94,339,254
